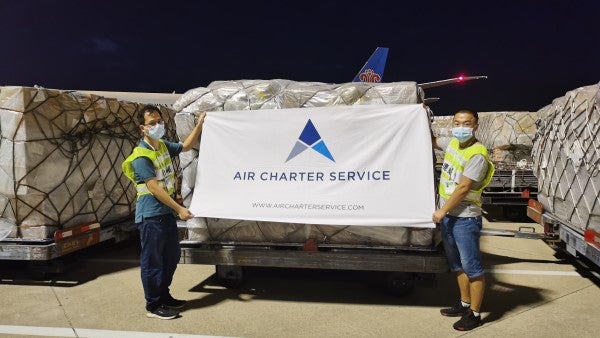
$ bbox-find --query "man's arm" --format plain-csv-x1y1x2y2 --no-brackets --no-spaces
432,176,475,223
146,178,194,220
182,112,206,152
432,135,444,151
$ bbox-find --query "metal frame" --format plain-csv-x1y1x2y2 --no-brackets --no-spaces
179,241,448,274
0,220,135,261
527,201,600,268
557,220,600,268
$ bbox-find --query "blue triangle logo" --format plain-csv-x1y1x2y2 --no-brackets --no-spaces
286,119,335,162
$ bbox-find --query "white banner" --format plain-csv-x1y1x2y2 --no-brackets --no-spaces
190,104,435,228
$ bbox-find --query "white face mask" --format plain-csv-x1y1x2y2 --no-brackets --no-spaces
451,126,474,143
147,123,165,140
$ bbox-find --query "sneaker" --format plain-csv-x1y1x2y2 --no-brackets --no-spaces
440,301,469,317
453,310,482,331
162,295,187,309
146,305,179,320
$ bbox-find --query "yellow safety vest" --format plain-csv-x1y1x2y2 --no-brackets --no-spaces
439,138,495,207
122,140,176,199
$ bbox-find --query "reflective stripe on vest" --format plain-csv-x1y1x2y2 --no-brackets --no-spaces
439,138,495,207
121,140,176,199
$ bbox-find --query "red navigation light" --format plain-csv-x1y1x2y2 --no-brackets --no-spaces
458,75,465,81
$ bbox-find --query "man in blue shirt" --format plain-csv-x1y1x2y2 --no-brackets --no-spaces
122,105,205,319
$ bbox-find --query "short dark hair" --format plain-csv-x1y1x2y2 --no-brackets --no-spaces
137,105,162,125
455,109,478,123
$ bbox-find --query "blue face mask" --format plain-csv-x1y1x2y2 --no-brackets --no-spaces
452,127,474,143
147,123,165,140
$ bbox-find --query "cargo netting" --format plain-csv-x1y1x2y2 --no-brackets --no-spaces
0,86,178,239
533,83,600,233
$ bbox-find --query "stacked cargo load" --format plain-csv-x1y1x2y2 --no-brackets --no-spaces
476,112,538,197
476,111,537,165
432,112,537,166
0,86,177,241
173,79,435,247
532,83,600,236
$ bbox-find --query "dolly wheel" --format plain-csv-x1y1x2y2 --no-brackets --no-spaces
215,265,245,288
385,272,415,297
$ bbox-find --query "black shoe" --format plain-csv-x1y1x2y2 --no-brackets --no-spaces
440,301,469,317
162,295,187,309
146,305,179,320
453,310,482,331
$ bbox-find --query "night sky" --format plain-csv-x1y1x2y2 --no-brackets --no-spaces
1,0,598,115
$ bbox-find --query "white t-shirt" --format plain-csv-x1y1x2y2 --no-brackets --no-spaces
437,137,489,217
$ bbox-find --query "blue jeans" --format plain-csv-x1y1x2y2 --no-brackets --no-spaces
440,215,484,279
138,213,180,311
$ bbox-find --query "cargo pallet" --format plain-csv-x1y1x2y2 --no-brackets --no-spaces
0,220,136,277
178,224,448,296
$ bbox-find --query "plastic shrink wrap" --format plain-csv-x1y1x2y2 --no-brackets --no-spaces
174,79,434,247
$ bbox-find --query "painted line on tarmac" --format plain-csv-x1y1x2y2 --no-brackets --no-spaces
0,325,230,338
486,269,582,276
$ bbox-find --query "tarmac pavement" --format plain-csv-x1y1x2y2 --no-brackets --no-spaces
1,217,599,338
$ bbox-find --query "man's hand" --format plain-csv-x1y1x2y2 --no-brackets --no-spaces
196,111,206,126
432,209,446,223
182,111,206,152
146,179,195,220
176,207,195,221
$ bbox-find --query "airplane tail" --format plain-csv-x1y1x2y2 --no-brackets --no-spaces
352,47,389,83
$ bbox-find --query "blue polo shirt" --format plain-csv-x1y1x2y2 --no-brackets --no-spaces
131,139,183,223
